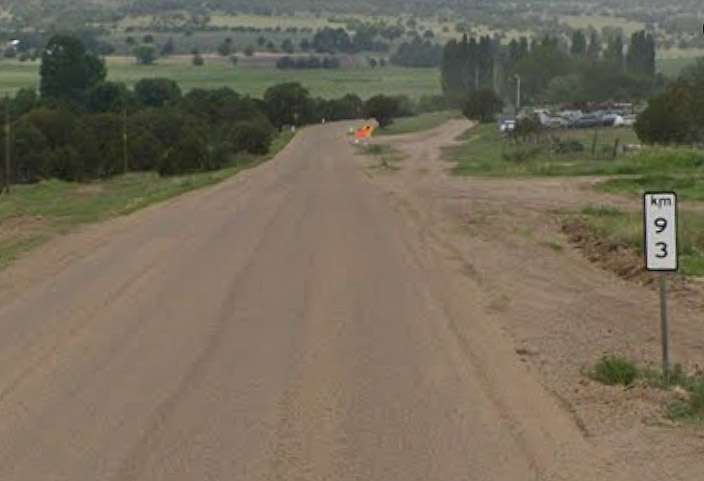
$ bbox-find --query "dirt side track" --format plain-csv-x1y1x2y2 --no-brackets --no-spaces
0,121,698,480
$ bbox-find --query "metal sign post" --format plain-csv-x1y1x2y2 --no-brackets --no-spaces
643,192,678,376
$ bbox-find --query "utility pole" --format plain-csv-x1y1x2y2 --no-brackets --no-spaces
3,95,10,195
514,74,521,114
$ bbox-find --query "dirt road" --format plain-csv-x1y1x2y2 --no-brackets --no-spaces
0,122,692,480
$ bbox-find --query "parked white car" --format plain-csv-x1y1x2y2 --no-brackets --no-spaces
499,120,516,133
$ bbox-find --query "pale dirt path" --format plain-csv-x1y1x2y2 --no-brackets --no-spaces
369,120,704,480
0,121,683,480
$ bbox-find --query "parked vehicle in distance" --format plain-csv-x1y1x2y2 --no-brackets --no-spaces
499,119,516,133
602,113,625,127
569,115,603,129
622,114,637,127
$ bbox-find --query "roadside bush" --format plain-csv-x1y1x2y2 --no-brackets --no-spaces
230,121,274,155
46,145,84,181
462,89,503,123
87,81,133,113
7,120,50,183
591,356,639,386
77,114,124,177
157,131,209,176
364,95,401,128
134,78,182,108
128,130,162,172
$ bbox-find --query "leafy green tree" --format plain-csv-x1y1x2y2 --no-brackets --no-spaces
87,81,133,113
586,31,601,61
512,39,572,102
192,52,205,66
217,37,233,57
603,34,624,71
546,74,585,104
161,37,175,57
134,45,157,65
263,82,314,129
364,95,400,128
10,87,38,119
281,38,295,54
230,121,274,155
462,89,503,123
39,34,106,103
134,78,182,108
635,85,692,144
626,30,656,77
1,119,49,183
571,31,587,56
76,113,123,177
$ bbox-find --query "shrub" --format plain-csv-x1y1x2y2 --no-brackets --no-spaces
462,89,504,123
134,46,157,65
134,78,182,108
364,95,401,128
591,356,639,386
230,121,274,155
157,132,208,176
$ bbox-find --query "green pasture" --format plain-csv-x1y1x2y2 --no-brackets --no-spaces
0,58,441,99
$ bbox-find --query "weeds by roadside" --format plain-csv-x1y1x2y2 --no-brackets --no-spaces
590,357,704,424
561,205,704,277
356,143,406,172
591,356,640,386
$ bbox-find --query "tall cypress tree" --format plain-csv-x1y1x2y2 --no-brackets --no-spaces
586,31,601,61
604,34,624,71
571,31,587,56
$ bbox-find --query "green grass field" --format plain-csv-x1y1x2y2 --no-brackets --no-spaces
0,131,294,268
446,123,644,177
658,56,702,78
0,57,441,99
378,111,460,135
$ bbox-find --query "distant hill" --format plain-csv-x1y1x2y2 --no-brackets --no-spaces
0,0,701,29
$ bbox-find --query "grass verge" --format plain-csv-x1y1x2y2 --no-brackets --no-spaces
591,356,640,386
563,205,704,277
0,131,294,269
377,111,460,136
597,174,704,201
590,357,704,423
445,123,704,178
355,143,406,171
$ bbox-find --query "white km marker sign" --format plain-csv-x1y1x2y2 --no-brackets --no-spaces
644,192,678,271
643,192,678,376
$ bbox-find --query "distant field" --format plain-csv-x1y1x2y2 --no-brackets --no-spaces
658,56,701,78
208,13,334,29
0,57,441,99
560,15,644,35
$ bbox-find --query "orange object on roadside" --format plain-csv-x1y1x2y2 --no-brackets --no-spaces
355,125,375,140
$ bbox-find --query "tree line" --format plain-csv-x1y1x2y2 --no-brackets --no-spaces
0,34,413,186
275,56,341,70
441,29,661,109
635,59,704,145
